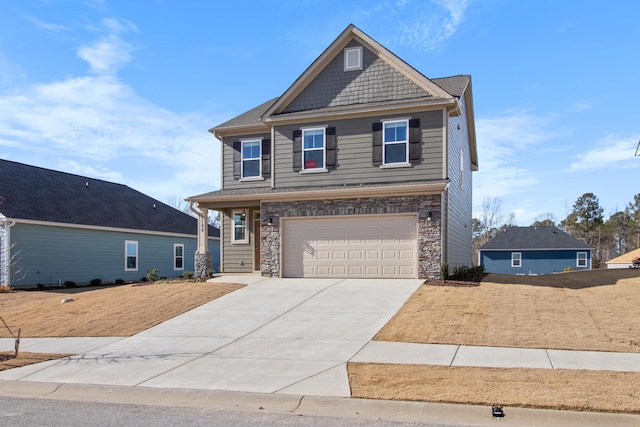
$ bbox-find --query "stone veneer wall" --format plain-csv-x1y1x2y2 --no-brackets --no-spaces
260,195,442,279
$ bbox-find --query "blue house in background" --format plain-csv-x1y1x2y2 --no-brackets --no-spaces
0,159,220,288
479,226,593,275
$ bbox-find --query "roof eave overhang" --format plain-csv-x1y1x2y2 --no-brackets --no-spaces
263,98,457,126
480,247,594,252
189,180,449,209
209,123,271,140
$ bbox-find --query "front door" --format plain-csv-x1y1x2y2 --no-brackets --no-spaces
253,218,261,271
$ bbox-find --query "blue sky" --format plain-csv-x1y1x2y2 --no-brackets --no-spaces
1,0,638,225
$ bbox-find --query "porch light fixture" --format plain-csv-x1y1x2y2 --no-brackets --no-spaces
241,210,246,218
268,216,273,224
427,212,432,221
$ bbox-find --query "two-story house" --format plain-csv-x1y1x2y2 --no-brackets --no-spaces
188,24,477,280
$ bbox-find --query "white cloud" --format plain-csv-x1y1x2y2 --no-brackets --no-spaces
77,33,135,74
570,135,640,171
390,0,471,51
0,17,220,202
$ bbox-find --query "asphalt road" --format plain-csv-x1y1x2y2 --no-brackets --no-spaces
0,396,455,427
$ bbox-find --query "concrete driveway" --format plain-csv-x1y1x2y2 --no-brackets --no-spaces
1,277,422,397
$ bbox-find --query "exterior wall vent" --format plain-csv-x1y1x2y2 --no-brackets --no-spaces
344,46,363,71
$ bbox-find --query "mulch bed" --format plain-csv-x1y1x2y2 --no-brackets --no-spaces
424,280,480,287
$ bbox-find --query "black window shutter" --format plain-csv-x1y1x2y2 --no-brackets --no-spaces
372,122,382,166
293,130,302,172
409,119,421,163
232,141,241,179
326,127,336,169
261,139,271,177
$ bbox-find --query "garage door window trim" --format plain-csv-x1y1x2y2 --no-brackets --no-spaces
232,210,249,244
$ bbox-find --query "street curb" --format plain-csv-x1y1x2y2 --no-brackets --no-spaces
0,380,638,426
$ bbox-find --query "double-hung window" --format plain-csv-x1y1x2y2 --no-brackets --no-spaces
511,252,522,268
302,128,325,170
232,210,248,244
174,244,184,270
383,119,409,165
241,140,261,179
577,252,588,268
125,240,138,271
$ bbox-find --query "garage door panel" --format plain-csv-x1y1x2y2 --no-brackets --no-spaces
283,215,417,278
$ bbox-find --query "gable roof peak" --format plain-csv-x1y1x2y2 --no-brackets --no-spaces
261,23,455,120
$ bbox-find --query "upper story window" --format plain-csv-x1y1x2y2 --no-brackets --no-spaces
232,139,270,181
577,252,588,268
302,128,326,170
125,240,138,271
241,140,261,179
383,119,409,165
232,210,248,244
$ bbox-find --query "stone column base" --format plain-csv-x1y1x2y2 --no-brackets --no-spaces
194,251,212,279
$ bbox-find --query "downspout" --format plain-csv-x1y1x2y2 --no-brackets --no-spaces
270,126,276,189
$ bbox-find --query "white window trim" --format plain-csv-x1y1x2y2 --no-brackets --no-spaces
511,252,522,268
174,243,184,271
240,139,262,180
577,251,588,268
382,119,410,166
125,240,138,272
232,210,249,244
344,46,363,71
302,127,326,171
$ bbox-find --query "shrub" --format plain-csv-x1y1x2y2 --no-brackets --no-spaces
145,268,159,282
89,278,102,286
115,279,125,285
0,285,13,293
183,271,193,280
37,283,45,290
440,263,449,279
449,265,485,282
564,266,574,272
64,280,76,288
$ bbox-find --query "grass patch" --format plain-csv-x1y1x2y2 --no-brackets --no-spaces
0,280,243,338
348,363,640,414
375,275,640,353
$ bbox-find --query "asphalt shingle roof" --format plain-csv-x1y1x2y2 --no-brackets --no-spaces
480,226,592,251
0,159,219,237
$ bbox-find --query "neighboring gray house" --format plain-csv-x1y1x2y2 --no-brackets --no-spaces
0,159,220,287
188,24,478,279
479,226,593,275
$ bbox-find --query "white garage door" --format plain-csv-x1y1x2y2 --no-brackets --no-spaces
282,215,417,278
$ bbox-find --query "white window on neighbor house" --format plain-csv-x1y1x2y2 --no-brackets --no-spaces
344,46,363,71
125,240,138,271
383,119,409,165
577,252,588,268
174,244,184,270
232,210,248,244
302,128,326,171
511,252,522,268
241,139,261,179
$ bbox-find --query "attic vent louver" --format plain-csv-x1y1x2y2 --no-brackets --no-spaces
344,46,363,71
85,182,88,187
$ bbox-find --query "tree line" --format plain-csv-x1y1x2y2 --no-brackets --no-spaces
473,193,640,268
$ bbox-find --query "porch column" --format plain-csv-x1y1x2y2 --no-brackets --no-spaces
190,202,211,279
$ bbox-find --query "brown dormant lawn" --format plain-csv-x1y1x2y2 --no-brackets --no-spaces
0,280,242,370
0,281,242,338
350,270,640,413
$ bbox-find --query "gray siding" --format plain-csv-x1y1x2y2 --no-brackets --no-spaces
445,95,474,269
273,111,444,189
221,208,257,273
283,40,431,113
9,223,220,287
222,134,272,190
